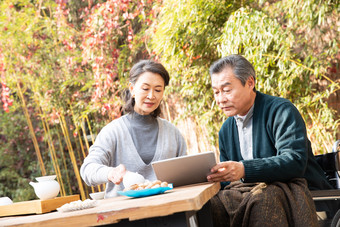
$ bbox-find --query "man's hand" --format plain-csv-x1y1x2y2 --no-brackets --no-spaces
108,164,126,184
207,161,245,182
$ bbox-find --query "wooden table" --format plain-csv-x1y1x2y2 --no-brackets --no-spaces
0,182,220,227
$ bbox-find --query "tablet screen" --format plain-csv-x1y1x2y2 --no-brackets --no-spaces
151,151,217,187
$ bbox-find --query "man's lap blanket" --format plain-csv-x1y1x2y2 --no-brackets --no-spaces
211,178,318,227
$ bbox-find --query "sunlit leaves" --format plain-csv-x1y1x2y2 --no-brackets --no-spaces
152,0,339,154
216,5,339,153
151,0,245,145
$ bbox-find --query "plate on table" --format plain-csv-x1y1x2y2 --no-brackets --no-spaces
118,184,173,198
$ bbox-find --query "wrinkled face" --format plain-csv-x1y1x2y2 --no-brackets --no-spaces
211,67,256,117
130,72,165,115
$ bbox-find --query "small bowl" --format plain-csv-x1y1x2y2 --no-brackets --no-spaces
90,191,105,200
36,175,57,182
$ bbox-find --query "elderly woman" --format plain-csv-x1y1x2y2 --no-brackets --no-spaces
80,60,187,198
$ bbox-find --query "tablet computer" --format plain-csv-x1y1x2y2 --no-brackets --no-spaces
151,151,217,187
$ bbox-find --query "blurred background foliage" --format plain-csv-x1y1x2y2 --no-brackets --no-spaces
0,0,339,201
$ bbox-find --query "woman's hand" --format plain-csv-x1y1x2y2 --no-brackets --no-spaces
108,164,126,184
207,161,245,182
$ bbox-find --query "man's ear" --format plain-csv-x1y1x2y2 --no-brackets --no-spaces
129,82,135,97
247,77,255,89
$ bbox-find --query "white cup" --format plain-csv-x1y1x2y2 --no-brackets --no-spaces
0,197,13,206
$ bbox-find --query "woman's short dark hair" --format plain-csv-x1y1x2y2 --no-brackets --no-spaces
209,54,256,91
122,60,170,117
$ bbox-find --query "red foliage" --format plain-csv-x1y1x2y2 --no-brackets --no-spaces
0,49,13,113
80,0,159,118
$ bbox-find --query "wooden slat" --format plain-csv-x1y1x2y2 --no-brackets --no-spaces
0,195,80,217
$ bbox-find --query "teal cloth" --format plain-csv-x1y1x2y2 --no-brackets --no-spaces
219,91,332,191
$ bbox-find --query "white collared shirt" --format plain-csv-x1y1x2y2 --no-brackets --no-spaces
234,105,254,160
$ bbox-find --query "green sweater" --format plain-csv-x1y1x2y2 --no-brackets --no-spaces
219,91,332,190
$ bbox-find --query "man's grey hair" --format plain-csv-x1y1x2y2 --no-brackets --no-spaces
209,54,256,91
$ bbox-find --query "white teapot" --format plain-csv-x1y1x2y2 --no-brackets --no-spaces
29,175,60,200
0,197,13,206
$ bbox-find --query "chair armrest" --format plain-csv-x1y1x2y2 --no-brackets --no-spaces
311,189,340,201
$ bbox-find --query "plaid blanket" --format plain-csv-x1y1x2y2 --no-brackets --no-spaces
210,178,318,227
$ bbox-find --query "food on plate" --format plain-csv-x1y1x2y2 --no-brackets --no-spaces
123,180,168,191
123,171,145,189
57,199,97,212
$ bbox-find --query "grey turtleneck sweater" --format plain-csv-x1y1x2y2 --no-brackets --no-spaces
123,112,158,164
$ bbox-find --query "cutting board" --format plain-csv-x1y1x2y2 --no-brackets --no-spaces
0,195,80,217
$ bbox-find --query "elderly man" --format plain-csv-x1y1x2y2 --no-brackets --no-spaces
207,54,335,227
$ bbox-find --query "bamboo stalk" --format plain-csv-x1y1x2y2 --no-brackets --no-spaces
84,115,103,192
28,77,67,196
58,112,86,200
16,80,46,175
85,115,96,145
80,118,91,153
77,133,90,198
78,132,87,160
41,115,66,196
70,107,91,197
57,132,72,195
45,121,66,196
69,107,84,164
73,134,82,165
80,118,96,193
